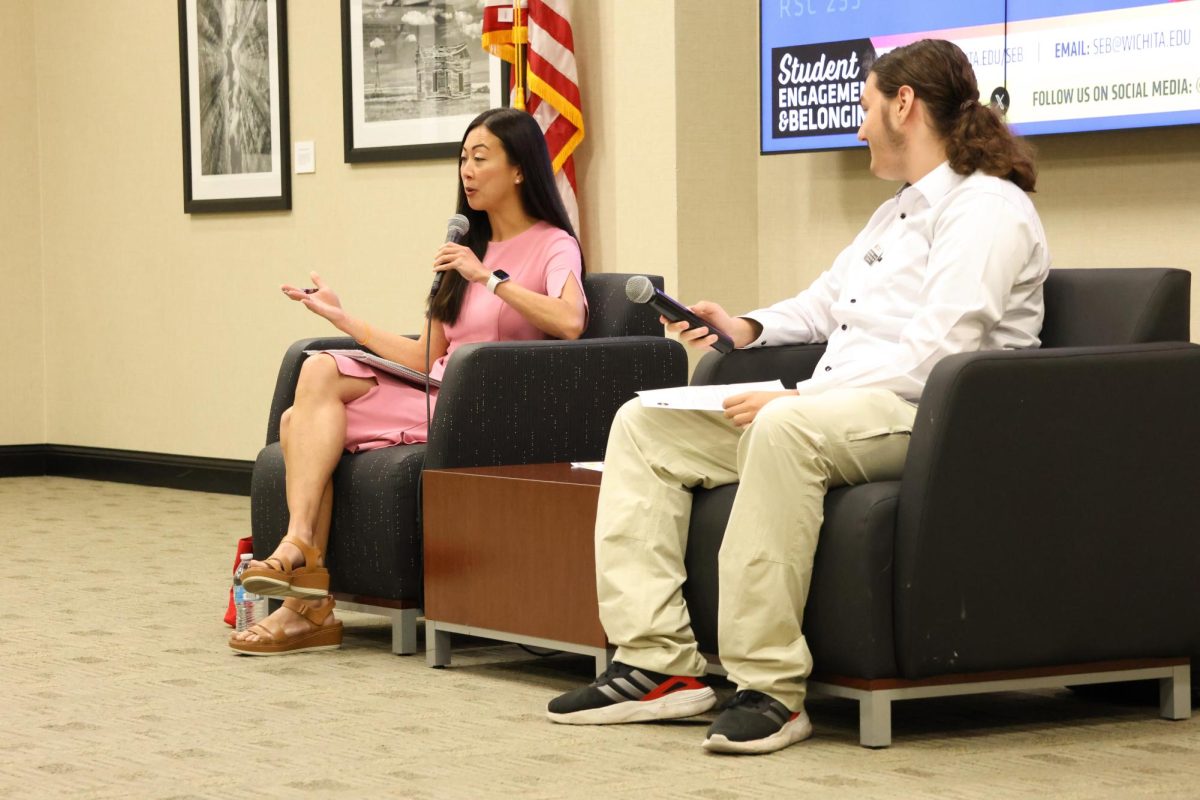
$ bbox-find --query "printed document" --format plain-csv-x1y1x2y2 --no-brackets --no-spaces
636,380,786,411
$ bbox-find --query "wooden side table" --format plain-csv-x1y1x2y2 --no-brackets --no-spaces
422,463,610,674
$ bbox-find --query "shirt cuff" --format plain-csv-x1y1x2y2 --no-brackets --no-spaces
738,312,777,348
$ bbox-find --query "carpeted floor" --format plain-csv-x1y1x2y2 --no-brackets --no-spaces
2,476,1197,799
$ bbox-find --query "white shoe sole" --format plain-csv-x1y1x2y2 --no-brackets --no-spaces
547,687,716,725
702,711,814,754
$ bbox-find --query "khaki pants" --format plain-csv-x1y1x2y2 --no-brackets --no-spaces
595,388,916,711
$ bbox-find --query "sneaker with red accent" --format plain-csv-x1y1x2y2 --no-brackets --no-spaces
702,690,813,754
546,661,715,724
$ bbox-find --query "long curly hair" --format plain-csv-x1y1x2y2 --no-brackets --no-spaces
871,39,1037,192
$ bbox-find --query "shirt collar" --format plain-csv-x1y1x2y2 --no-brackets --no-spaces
905,161,962,208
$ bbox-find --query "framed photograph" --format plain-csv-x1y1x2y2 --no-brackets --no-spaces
341,0,508,163
177,0,291,213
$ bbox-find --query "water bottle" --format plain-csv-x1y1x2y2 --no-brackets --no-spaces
233,554,268,631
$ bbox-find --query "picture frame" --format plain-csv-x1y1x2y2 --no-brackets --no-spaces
341,0,509,163
177,0,291,213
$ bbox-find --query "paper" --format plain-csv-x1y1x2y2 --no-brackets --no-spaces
636,380,786,411
570,461,604,472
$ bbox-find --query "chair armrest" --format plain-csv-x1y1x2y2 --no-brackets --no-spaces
691,344,827,387
424,336,689,469
894,342,1200,677
264,337,357,445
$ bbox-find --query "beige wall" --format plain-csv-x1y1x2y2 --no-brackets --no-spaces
675,2,759,316
0,0,45,446
574,2,679,293
11,0,1200,462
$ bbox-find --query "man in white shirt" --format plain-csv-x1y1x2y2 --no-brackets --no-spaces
547,39,1051,755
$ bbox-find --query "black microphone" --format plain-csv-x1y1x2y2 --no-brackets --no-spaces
625,276,735,353
430,214,471,297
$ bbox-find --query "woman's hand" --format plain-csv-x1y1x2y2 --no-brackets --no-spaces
722,390,796,427
281,271,347,327
433,243,489,285
662,301,756,351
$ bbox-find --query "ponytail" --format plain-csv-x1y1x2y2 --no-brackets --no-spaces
948,100,1038,192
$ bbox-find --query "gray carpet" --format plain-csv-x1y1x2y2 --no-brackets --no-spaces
2,476,1197,799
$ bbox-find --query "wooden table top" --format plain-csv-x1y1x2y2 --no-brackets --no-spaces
423,462,604,487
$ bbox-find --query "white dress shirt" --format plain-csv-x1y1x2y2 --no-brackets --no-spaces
743,162,1050,402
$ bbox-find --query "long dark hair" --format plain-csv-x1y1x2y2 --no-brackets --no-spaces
870,39,1037,192
429,107,584,323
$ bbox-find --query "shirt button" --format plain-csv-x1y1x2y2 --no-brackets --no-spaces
824,366,832,372
850,298,857,304
841,324,847,330
900,212,907,220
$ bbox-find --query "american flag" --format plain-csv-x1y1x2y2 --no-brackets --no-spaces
482,0,584,234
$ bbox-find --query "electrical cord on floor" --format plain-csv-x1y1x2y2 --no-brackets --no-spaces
517,644,562,658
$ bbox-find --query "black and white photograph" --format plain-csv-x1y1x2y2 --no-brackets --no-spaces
178,0,291,212
342,0,506,162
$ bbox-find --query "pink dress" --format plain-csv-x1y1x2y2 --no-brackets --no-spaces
327,220,585,452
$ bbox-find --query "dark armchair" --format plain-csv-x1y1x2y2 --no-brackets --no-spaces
684,268,1198,746
250,273,687,652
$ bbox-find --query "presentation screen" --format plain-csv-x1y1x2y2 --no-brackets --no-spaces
761,0,1200,153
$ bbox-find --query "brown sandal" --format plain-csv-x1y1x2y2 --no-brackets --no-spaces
228,597,343,656
240,535,329,599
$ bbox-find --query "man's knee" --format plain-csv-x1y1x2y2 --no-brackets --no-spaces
609,396,650,436
747,396,824,445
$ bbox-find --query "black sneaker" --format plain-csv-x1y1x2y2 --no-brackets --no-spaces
702,690,813,754
546,661,715,724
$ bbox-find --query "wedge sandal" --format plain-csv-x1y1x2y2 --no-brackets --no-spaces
229,597,343,656
240,535,329,598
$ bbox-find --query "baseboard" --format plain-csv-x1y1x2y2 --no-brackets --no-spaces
0,444,252,495
0,445,47,478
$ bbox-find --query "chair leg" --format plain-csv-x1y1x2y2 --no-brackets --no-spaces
858,692,893,748
1159,664,1192,720
426,621,452,668
391,608,419,655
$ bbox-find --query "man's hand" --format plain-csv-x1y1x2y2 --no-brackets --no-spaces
722,390,797,427
661,301,761,350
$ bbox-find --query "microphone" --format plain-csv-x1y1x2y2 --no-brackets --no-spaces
625,276,735,353
430,214,471,297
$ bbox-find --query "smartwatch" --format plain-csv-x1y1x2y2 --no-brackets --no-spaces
486,269,511,294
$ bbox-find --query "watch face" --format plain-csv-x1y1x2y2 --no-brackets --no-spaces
493,269,510,280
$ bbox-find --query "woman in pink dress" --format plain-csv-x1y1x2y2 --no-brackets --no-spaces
230,108,587,655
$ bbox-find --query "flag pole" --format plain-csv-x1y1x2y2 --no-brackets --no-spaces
511,0,525,109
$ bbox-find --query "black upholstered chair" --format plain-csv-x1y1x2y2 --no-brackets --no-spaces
250,272,687,652
685,267,1198,746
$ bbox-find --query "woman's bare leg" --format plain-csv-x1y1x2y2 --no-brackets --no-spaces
232,355,371,644
279,355,371,559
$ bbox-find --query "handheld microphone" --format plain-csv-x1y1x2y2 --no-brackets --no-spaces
430,214,470,297
624,276,735,353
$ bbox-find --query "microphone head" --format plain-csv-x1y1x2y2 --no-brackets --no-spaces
446,214,470,243
624,275,655,304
